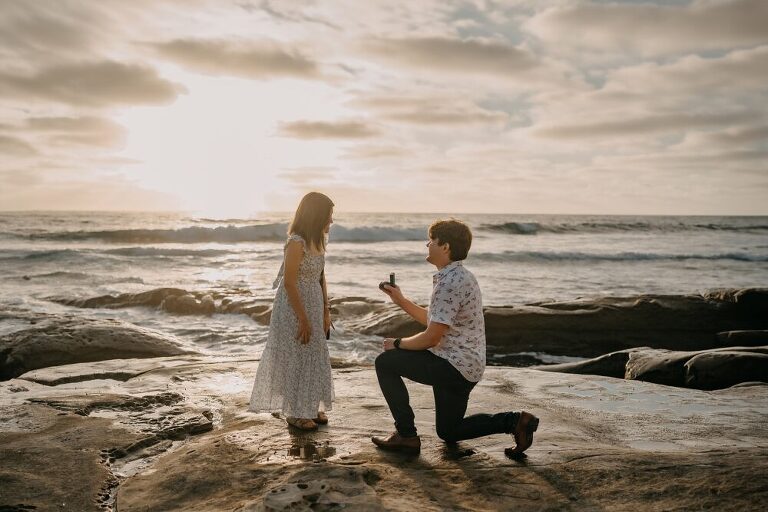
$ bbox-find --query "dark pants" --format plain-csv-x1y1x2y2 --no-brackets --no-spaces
375,349,520,442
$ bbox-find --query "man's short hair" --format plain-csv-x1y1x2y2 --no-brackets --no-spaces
428,219,472,261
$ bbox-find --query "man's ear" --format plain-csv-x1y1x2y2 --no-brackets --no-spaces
443,243,450,255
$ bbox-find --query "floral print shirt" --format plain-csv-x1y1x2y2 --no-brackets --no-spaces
427,261,486,382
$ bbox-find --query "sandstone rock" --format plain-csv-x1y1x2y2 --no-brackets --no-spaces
716,330,768,347
532,349,633,378
624,349,694,387
0,318,194,380
537,346,768,390
685,351,768,390
49,287,188,309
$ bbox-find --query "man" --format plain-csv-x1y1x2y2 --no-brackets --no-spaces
373,219,539,456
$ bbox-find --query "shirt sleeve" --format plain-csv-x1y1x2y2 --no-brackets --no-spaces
429,274,461,326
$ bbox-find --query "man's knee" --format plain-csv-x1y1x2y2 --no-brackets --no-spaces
374,350,396,372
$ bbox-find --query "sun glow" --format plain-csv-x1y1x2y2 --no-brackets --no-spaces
113,67,351,217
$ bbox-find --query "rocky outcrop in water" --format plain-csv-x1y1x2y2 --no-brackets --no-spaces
44,287,768,359
0,312,195,380
48,288,273,322
535,345,768,390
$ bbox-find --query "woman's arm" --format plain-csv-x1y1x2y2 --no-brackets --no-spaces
283,240,311,343
321,268,331,333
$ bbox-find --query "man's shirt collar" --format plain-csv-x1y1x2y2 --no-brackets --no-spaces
434,260,462,280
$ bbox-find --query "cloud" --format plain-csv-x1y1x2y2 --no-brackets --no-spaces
0,135,37,156
351,95,509,126
24,116,128,148
152,38,320,79
362,36,539,76
277,120,378,139
534,111,761,139
526,0,768,56
342,144,414,160
0,61,184,107
603,45,768,97
686,126,768,148
0,2,97,64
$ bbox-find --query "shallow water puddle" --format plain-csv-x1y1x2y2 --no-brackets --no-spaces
288,441,337,460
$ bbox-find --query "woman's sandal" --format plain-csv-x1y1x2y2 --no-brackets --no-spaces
505,411,539,459
287,417,318,431
314,411,328,425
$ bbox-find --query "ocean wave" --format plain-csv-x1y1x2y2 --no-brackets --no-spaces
2,271,145,283
28,223,289,243
470,250,768,263
329,225,425,242
480,221,768,235
104,247,233,257
22,223,427,244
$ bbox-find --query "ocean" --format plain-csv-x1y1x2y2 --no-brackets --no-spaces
1,211,767,364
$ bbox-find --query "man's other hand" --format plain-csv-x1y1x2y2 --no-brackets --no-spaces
382,338,396,351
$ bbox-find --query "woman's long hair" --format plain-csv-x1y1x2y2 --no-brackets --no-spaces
288,192,334,253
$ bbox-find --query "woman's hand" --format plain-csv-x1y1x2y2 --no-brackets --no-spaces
379,284,404,305
323,306,332,335
297,315,312,344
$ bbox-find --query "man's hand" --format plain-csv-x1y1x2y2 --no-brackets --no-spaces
382,338,396,351
379,284,404,305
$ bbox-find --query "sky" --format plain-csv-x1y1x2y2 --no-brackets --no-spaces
0,0,767,216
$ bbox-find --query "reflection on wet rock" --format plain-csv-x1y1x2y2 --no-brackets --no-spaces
288,441,337,461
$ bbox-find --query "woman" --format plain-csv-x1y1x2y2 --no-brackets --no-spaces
249,192,335,430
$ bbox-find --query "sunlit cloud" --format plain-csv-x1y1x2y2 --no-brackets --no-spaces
362,36,539,76
277,120,379,139
351,95,509,126
534,111,762,139
526,0,768,57
0,135,37,157
0,61,185,107
152,38,321,80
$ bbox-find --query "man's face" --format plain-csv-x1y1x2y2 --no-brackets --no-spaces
425,237,449,266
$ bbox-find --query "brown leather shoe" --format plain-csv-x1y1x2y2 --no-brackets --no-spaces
371,432,421,455
505,411,539,458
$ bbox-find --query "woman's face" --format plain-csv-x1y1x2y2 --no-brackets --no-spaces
324,208,334,234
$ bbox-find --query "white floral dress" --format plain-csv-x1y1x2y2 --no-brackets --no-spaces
249,234,334,418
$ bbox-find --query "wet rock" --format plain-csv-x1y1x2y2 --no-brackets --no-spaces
482,289,768,356
49,287,188,309
0,318,195,381
716,330,768,347
624,349,694,387
685,351,768,390
537,346,768,390
533,349,633,378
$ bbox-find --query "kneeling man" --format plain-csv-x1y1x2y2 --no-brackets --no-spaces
373,219,539,456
